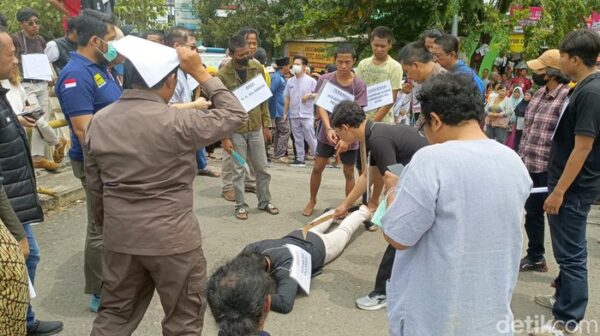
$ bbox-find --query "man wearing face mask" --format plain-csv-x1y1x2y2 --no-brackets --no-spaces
55,9,122,313
218,34,277,221
518,49,570,274
284,55,318,167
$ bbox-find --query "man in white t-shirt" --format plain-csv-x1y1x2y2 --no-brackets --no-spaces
382,72,532,336
356,26,403,124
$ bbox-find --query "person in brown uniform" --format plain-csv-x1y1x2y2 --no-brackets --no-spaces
86,46,248,335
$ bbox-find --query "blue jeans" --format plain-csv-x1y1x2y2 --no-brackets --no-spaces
195,147,207,171
548,192,591,328
23,224,40,328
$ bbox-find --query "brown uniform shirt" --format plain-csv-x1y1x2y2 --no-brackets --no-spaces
84,77,247,255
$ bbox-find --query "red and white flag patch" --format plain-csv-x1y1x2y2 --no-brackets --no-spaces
64,78,77,89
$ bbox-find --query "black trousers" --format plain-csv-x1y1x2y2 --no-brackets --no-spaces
524,172,548,261
373,244,395,295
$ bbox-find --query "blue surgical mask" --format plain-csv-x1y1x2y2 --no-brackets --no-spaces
97,38,118,63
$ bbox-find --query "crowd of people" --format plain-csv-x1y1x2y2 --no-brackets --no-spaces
0,2,600,336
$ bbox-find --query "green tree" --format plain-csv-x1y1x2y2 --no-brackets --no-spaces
114,0,168,32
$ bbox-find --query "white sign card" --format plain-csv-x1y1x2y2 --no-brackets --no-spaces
531,187,548,194
365,80,394,111
315,81,354,112
113,35,179,88
29,277,36,299
187,74,199,91
285,244,312,294
232,75,272,113
22,54,53,81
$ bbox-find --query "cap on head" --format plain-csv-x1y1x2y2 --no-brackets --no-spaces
527,49,561,71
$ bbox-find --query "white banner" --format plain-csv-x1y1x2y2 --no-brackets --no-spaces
286,244,312,294
365,80,394,111
233,75,272,113
315,81,354,113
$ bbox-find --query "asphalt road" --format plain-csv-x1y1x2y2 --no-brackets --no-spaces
28,157,600,335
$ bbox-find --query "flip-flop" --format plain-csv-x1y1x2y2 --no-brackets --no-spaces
235,208,248,220
260,203,279,215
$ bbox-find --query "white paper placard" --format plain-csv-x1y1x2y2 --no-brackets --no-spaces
22,54,53,81
232,75,272,113
285,244,312,295
113,35,179,88
315,81,354,112
365,80,394,111
187,74,199,91
531,187,548,194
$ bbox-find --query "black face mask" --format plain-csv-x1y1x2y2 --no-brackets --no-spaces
236,57,249,67
532,73,549,86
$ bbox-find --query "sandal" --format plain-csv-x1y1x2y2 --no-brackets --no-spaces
260,203,280,215
235,208,249,220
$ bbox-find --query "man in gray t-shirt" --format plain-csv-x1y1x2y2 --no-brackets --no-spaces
382,73,532,336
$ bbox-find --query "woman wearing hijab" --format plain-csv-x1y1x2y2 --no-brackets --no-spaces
505,86,524,148
513,89,533,152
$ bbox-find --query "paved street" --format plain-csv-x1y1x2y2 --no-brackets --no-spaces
29,155,600,335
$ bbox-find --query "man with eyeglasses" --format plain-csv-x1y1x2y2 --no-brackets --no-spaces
11,8,63,171
164,27,220,178
55,9,122,313
431,33,485,96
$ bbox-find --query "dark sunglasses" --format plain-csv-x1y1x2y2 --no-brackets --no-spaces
25,20,40,27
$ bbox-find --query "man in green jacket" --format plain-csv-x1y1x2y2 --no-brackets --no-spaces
218,34,279,220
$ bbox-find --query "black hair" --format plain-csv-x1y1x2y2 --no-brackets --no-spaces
398,41,433,64
419,28,443,44
545,67,571,84
143,29,165,42
331,101,366,128
433,33,459,54
254,47,267,65
228,34,248,54
559,29,600,67
237,27,259,41
371,26,394,44
334,44,356,59
208,252,272,336
293,54,308,66
122,59,178,90
16,8,39,22
164,27,193,47
418,72,484,126
325,64,337,73
74,9,117,47
0,12,7,28
66,17,77,33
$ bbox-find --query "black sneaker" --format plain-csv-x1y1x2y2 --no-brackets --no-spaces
519,256,549,272
27,320,63,336
288,160,306,167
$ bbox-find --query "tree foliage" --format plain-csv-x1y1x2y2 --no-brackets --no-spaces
114,0,168,32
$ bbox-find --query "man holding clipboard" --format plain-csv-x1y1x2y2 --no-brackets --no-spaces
330,100,428,312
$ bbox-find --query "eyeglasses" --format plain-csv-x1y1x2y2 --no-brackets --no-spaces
431,52,446,60
26,20,40,27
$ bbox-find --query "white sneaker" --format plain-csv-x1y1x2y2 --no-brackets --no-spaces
534,294,556,309
355,292,387,311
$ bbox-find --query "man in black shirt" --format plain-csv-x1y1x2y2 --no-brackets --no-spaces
330,100,428,311
242,206,371,314
531,29,600,336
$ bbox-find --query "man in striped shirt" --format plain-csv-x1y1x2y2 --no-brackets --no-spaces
518,49,570,272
